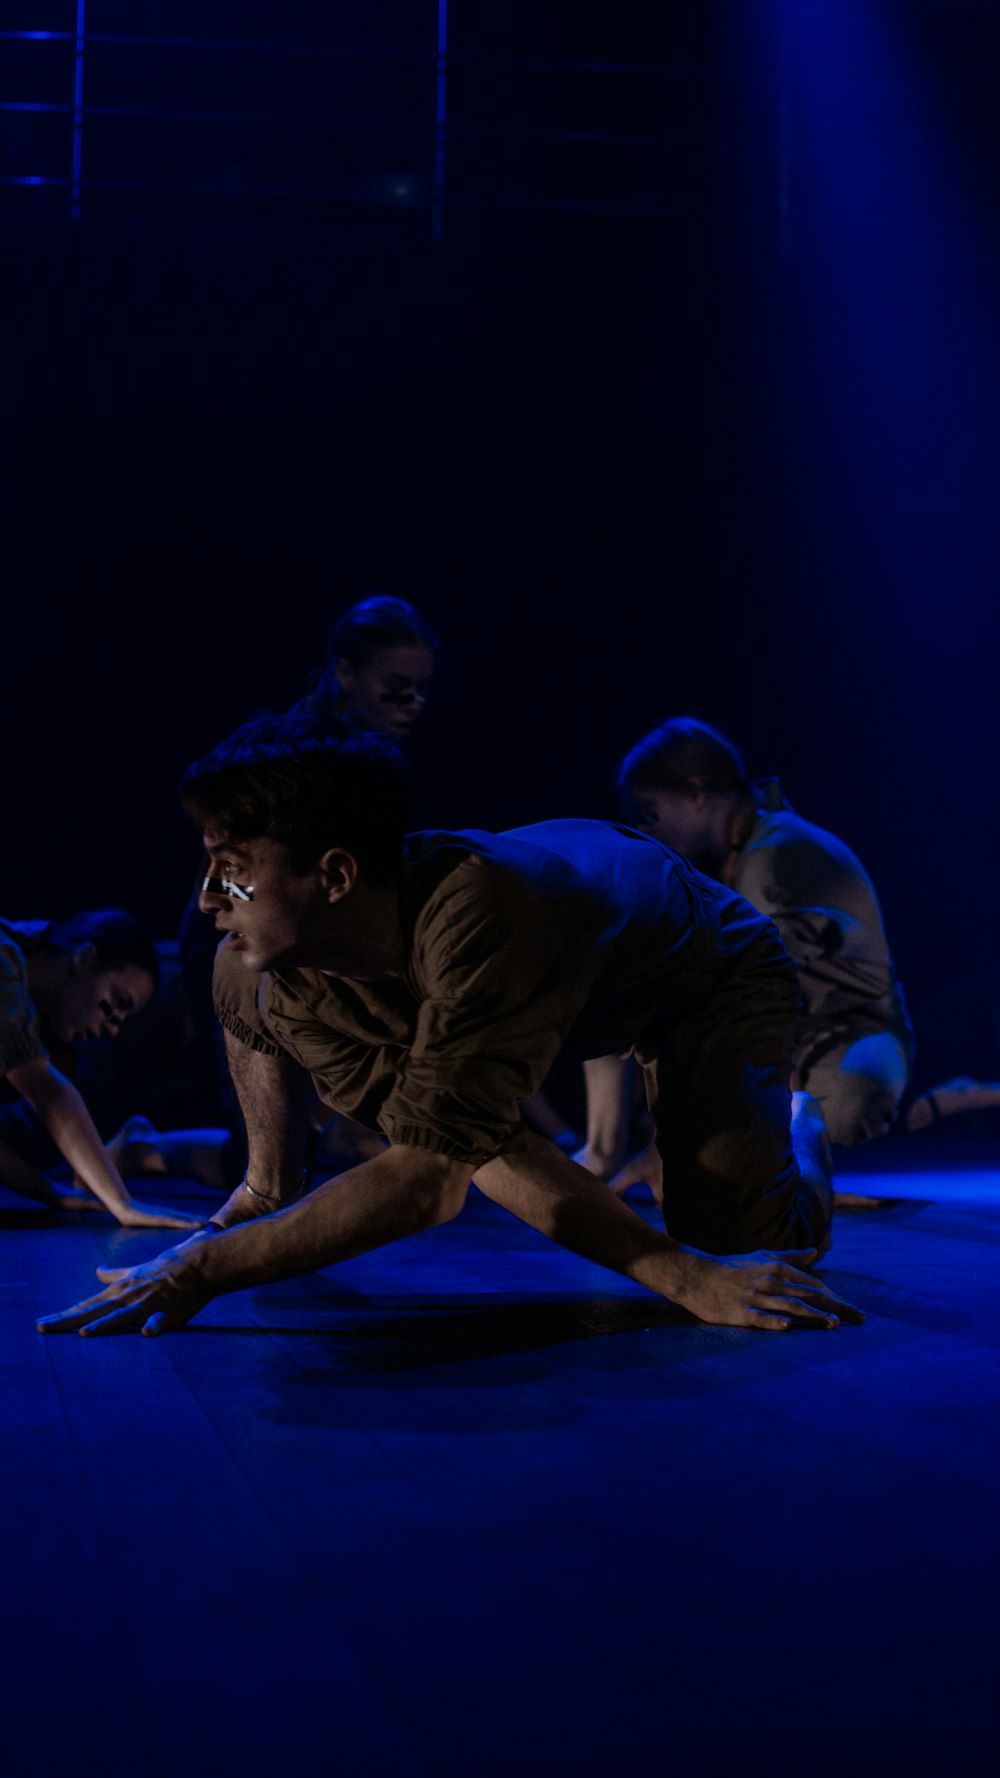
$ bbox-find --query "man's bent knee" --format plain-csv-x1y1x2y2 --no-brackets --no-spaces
426,1176,470,1225
397,1150,472,1227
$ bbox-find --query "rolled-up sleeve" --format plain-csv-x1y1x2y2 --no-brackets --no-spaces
259,976,406,1133
378,857,601,1164
215,938,408,1130
212,939,285,1057
0,939,47,1077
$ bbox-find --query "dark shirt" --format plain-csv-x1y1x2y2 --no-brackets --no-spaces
215,820,779,1165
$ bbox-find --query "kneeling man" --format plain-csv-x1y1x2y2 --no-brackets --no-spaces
39,716,862,1337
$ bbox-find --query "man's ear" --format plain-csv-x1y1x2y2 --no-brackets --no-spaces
70,942,98,975
318,848,359,903
332,657,354,695
685,776,708,809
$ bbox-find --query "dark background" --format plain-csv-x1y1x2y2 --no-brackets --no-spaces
3,0,1000,1001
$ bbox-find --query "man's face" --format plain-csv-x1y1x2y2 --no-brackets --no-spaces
335,644,435,739
629,785,715,862
53,960,155,1046
199,834,331,972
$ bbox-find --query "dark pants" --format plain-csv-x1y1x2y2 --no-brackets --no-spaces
644,912,830,1257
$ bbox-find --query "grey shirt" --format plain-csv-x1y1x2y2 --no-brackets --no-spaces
0,918,49,1090
732,782,912,1055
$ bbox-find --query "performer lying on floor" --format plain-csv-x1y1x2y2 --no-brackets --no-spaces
38,716,863,1336
0,911,203,1229
578,717,914,1199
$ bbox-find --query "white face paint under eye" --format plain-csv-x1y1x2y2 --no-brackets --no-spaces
379,687,427,707
202,874,255,903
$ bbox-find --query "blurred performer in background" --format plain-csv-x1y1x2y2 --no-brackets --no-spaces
579,717,913,1199
292,594,438,740
0,910,202,1229
176,594,441,1179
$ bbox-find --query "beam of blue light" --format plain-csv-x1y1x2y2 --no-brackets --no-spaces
776,0,999,646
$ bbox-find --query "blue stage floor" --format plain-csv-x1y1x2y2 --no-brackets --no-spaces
2,1140,997,1778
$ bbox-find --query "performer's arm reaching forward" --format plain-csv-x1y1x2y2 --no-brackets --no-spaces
38,1042,861,1335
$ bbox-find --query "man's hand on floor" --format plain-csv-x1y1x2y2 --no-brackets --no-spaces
672,1246,865,1331
37,1234,216,1336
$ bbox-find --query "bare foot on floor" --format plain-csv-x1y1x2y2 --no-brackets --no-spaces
906,1077,1000,1132
608,1142,664,1204
105,1116,168,1178
92,1117,230,1194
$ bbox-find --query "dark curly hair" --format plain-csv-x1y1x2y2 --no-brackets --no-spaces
179,711,414,884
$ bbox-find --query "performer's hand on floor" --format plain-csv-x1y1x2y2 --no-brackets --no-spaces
115,1199,205,1231
672,1247,865,1331
37,1238,213,1336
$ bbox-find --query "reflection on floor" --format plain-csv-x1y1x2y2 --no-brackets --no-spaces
836,1127,1000,1202
2,1133,997,1778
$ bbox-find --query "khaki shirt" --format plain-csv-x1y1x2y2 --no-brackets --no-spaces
215,820,777,1165
0,918,48,1093
733,782,912,1054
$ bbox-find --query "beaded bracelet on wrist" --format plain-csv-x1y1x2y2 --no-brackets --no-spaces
242,1163,311,1208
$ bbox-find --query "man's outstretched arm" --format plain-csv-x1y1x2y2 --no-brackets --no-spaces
37,1126,861,1336
474,1130,860,1330
37,1032,474,1334
37,1141,473,1335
